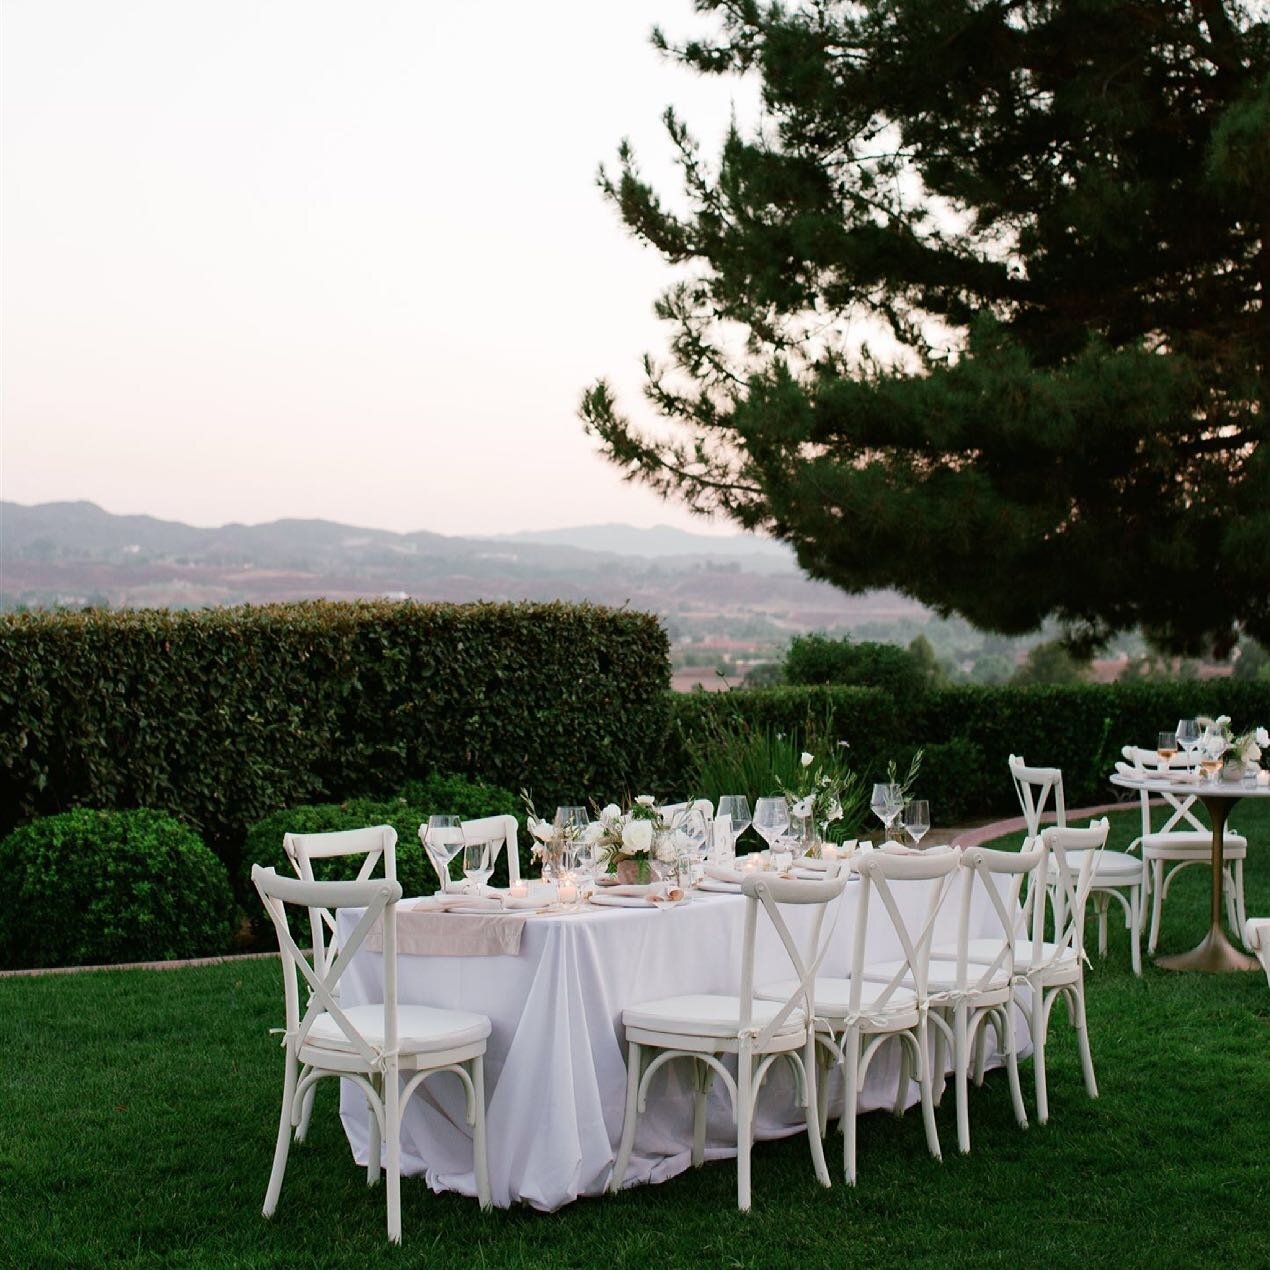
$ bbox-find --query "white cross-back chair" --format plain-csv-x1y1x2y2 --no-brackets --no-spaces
815,847,961,1184
1014,822,1106,1124
922,844,1042,1154
610,868,848,1211
1009,755,1143,975
1119,746,1248,954
251,866,492,1243
283,825,398,1141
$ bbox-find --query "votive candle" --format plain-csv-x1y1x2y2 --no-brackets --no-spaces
509,880,529,899
557,881,578,904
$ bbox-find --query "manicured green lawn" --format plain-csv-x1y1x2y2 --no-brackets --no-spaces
3,803,1268,1267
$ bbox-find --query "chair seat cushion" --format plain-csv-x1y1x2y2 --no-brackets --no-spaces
1049,848,1141,882
1142,831,1246,856
756,976,918,1023
865,956,1012,996
306,1004,491,1055
935,937,1076,972
624,993,804,1038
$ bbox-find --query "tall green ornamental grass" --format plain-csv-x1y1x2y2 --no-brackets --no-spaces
686,711,869,841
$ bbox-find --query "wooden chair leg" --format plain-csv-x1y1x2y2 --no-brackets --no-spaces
954,1007,971,1155
385,1061,401,1244
916,1019,941,1163
803,1035,831,1188
610,1041,642,1193
1074,984,1098,1100
736,1046,754,1211
471,1055,491,1211
1032,988,1049,1126
367,1073,382,1186
263,1044,298,1218
1148,860,1165,955
842,1030,860,1186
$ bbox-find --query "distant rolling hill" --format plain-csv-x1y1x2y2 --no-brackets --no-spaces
0,501,928,671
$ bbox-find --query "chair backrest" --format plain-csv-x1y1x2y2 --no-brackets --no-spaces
1008,754,1067,836
252,866,402,1067
283,825,398,979
460,814,521,885
1120,746,1208,839
737,868,848,1047
1034,819,1109,966
946,844,1045,994
849,847,962,1014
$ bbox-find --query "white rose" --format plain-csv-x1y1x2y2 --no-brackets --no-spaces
1246,742,1262,763
654,832,679,863
583,821,605,844
622,819,654,854
600,803,622,821
791,795,813,819
800,751,814,767
635,794,657,807
1217,715,1231,728
1256,727,1269,748
528,817,555,842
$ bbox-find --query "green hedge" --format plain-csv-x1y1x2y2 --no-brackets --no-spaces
0,809,234,970
668,682,1270,824
0,602,669,867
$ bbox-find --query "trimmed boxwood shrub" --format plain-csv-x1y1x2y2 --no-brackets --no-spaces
0,808,234,970
242,774,525,934
0,601,670,867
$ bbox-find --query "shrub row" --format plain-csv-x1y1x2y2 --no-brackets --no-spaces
667,681,1270,823
0,601,670,868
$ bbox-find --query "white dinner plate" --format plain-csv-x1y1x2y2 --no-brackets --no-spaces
697,879,742,893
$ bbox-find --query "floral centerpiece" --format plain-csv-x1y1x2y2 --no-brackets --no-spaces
776,751,849,857
1198,716,1268,779
589,796,681,884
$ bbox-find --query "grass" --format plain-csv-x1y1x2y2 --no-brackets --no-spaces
2,803,1268,1267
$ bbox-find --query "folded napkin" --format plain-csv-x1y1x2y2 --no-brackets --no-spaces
590,882,686,906
366,903,527,957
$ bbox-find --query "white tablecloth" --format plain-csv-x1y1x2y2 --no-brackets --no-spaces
336,878,1026,1211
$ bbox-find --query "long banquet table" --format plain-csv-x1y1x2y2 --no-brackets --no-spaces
336,877,1027,1211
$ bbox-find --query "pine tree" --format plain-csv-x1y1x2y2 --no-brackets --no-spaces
582,1,1270,655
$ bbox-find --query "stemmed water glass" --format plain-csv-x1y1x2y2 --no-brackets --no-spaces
717,795,751,856
753,797,789,860
870,783,902,840
1156,731,1178,774
462,836,495,894
676,808,710,885
901,799,930,848
549,806,589,879
1176,718,1201,766
423,814,464,892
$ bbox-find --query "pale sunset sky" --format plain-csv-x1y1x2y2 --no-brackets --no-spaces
1,1,758,536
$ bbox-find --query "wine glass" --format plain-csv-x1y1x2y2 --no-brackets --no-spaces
423,814,463,891
1199,731,1226,782
676,808,710,885
752,797,788,857
870,783,902,837
901,799,930,848
1176,718,1201,764
1156,731,1178,774
717,795,751,854
548,807,588,879
462,836,495,894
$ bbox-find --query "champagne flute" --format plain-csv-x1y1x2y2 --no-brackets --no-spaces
717,795,751,854
752,797,788,857
901,799,930,848
423,814,464,891
462,836,495,894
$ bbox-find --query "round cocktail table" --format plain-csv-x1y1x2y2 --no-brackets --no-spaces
1110,773,1263,972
